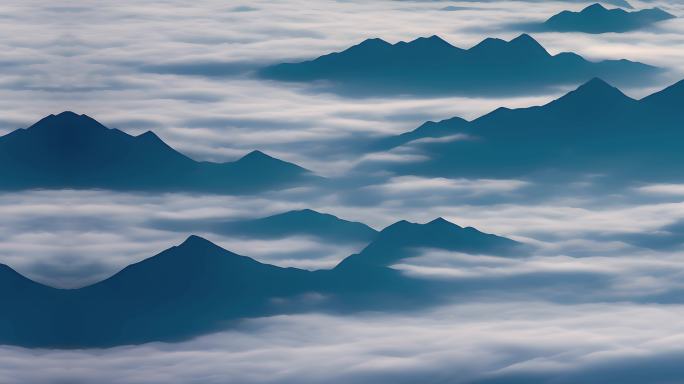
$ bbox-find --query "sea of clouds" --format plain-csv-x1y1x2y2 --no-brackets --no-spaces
2,0,684,382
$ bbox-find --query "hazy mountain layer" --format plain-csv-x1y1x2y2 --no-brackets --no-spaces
260,34,658,96
539,3,675,34
371,78,684,185
0,112,317,194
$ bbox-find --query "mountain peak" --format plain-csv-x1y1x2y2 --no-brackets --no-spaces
469,37,507,52
48,111,96,123
229,150,311,180
583,3,608,13
136,130,166,146
551,77,633,108
576,77,625,95
55,110,80,118
469,34,548,57
26,111,110,135
509,34,549,55
38,111,89,123
292,208,318,214
427,217,459,228
355,38,392,50
406,35,453,48
137,130,160,139
178,235,215,249
511,33,537,44
238,150,275,162
380,218,465,236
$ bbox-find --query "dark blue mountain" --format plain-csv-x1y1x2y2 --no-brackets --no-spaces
373,78,684,184
0,111,316,193
0,218,522,348
67,235,317,346
540,3,675,33
259,34,658,96
149,208,378,243
337,217,523,270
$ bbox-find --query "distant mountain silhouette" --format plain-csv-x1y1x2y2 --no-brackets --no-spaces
538,3,675,33
0,218,522,348
372,78,684,184
259,34,658,96
0,111,316,193
149,208,378,243
337,217,523,270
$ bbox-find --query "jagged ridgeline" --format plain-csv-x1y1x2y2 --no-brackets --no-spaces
0,112,320,193
259,34,659,96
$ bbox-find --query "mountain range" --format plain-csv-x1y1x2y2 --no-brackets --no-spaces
0,111,317,193
369,77,684,185
0,217,521,348
537,3,675,34
259,34,658,96
148,208,378,243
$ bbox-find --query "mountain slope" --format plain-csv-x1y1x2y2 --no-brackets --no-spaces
259,34,658,96
0,111,316,193
541,3,675,34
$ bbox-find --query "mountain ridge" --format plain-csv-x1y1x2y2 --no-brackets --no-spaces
0,111,317,194
0,217,523,348
539,3,675,34
369,77,684,183
259,34,659,96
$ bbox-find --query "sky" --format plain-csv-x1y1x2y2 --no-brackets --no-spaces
2,0,684,383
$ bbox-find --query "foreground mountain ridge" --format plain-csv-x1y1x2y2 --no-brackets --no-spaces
0,217,522,348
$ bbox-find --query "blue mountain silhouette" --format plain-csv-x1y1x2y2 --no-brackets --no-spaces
0,218,522,348
539,3,675,34
0,111,316,193
337,217,522,270
373,78,684,184
259,34,658,96
149,208,378,243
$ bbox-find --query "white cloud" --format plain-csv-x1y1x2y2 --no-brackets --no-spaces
3,301,684,383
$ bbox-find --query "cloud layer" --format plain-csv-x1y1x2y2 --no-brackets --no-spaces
1,0,684,382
